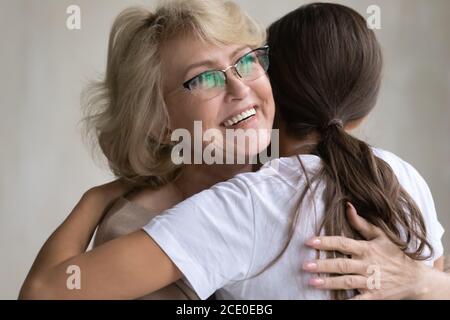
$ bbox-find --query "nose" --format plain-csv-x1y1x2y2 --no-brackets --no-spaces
224,67,250,102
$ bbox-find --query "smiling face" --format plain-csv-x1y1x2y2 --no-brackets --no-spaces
161,34,275,161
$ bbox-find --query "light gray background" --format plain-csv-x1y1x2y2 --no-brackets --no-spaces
0,0,449,299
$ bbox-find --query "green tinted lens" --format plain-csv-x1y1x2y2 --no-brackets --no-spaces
236,48,269,80
189,71,225,90
236,53,257,77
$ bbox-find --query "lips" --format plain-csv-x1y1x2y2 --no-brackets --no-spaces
222,106,257,128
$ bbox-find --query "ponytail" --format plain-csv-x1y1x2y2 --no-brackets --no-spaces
316,121,432,299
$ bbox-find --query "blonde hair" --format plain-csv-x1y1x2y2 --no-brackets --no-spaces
82,0,266,187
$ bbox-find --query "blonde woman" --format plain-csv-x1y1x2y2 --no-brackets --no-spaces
25,0,275,299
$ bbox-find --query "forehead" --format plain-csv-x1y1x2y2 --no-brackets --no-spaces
160,34,249,86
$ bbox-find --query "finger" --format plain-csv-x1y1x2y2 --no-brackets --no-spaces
309,275,368,290
88,180,134,205
303,258,367,275
346,202,382,240
305,236,365,256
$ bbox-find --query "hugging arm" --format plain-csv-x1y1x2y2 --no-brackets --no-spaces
20,177,254,300
19,181,181,300
303,203,449,300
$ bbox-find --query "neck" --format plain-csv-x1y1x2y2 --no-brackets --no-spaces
278,122,357,157
279,130,320,157
174,163,252,199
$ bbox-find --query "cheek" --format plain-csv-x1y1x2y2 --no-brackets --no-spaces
252,77,275,123
166,96,219,133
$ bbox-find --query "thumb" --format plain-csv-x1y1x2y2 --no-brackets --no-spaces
346,202,382,240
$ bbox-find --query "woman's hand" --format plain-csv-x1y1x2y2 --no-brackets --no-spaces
302,203,434,300
82,179,134,210
60,179,134,251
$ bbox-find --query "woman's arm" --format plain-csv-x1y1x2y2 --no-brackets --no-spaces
303,203,450,299
433,256,445,271
415,266,450,300
19,181,181,300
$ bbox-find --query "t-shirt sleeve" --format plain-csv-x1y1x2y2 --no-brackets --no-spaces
373,148,445,265
403,161,445,264
141,176,255,300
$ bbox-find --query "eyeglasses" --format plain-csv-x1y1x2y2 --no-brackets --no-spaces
171,45,270,101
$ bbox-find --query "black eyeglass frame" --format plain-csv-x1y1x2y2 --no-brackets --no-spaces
181,45,270,92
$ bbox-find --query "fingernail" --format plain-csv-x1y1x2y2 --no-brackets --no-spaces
303,262,318,271
309,278,324,287
306,238,321,246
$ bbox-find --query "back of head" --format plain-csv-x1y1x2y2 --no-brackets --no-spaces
268,2,382,135
267,3,432,299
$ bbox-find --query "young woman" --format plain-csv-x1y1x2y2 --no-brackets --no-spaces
20,2,444,300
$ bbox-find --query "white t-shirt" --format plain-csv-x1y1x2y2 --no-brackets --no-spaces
142,148,444,300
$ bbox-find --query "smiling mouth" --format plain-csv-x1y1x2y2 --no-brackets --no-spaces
222,106,257,128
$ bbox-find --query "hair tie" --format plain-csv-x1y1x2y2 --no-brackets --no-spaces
327,119,344,129
320,119,344,138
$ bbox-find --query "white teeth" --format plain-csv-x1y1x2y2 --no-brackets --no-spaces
223,107,257,127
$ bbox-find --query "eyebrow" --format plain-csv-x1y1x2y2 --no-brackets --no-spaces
183,45,250,79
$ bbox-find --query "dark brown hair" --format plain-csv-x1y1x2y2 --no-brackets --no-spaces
266,3,432,299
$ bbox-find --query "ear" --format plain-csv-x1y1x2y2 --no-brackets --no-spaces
344,117,366,131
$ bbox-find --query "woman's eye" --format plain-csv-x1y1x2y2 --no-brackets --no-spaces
239,54,257,66
191,72,223,90
236,54,258,74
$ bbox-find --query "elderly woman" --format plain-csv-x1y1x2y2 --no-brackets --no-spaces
84,0,275,299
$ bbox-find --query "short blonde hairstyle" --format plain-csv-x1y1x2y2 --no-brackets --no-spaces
83,0,266,187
